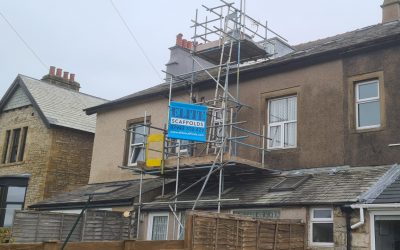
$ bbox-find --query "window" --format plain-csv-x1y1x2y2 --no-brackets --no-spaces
268,96,297,149
355,80,380,129
370,211,400,250
126,123,147,166
147,212,169,240
310,208,334,247
0,178,28,227
2,127,28,164
178,212,186,240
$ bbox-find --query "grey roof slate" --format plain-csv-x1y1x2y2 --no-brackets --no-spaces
142,165,395,210
86,20,400,115
30,165,396,211
30,178,171,210
2,75,107,133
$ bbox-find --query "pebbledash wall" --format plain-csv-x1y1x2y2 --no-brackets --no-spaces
0,105,93,207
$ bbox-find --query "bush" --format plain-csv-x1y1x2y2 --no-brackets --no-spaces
0,227,14,244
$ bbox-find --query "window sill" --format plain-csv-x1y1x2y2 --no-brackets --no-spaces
309,243,334,248
353,126,383,134
0,161,25,167
267,147,298,153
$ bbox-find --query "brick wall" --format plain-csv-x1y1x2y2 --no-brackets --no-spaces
44,127,94,199
0,106,52,207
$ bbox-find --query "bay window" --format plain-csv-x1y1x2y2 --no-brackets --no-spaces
0,178,28,227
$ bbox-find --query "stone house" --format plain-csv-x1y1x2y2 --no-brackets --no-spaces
31,0,400,249
0,67,106,227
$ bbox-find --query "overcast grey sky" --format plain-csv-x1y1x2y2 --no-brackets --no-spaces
1,1,382,101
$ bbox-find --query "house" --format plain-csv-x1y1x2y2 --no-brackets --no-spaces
0,67,106,227
30,0,400,249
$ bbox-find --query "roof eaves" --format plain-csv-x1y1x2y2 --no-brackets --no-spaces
85,24,400,115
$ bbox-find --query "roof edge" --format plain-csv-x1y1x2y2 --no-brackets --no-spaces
85,29,400,115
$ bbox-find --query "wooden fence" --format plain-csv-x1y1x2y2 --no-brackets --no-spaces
184,211,306,250
11,210,130,243
0,240,185,250
3,211,306,250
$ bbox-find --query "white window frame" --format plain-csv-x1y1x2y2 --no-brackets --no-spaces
127,123,147,166
369,209,400,250
309,208,334,247
355,80,380,130
147,212,169,241
178,211,185,240
267,96,297,149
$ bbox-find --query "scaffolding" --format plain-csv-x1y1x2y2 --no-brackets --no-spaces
121,0,286,240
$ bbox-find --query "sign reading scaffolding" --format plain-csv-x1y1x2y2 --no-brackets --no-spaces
168,101,208,142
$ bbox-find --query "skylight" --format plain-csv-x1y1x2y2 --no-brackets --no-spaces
269,175,311,192
87,184,129,196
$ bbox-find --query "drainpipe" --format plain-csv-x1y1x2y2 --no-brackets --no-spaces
350,203,400,229
350,206,364,229
341,207,352,250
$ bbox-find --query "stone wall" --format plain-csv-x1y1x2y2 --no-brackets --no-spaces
44,127,94,199
0,106,52,207
0,105,95,206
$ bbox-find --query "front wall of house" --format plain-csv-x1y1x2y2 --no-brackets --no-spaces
0,106,52,207
236,59,345,170
343,44,400,166
89,95,189,183
44,127,94,199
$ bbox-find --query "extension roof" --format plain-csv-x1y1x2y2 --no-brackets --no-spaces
0,75,107,133
86,20,400,115
29,178,173,210
141,165,399,211
30,165,400,211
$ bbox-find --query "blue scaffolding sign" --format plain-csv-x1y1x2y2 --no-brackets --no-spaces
168,101,208,142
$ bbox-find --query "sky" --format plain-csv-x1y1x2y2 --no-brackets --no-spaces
0,0,382,101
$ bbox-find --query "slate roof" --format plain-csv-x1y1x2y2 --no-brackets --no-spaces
0,75,107,133
30,165,399,211
372,176,400,204
142,165,396,211
86,20,400,115
30,178,171,210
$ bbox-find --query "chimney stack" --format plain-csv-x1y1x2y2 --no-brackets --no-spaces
382,0,400,23
42,67,81,91
166,33,215,78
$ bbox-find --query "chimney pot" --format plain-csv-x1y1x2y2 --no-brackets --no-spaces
187,41,193,49
49,66,56,76
176,33,183,46
63,71,69,80
56,68,62,77
182,39,188,48
70,73,75,82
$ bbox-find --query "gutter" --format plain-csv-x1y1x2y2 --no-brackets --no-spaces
349,203,400,229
